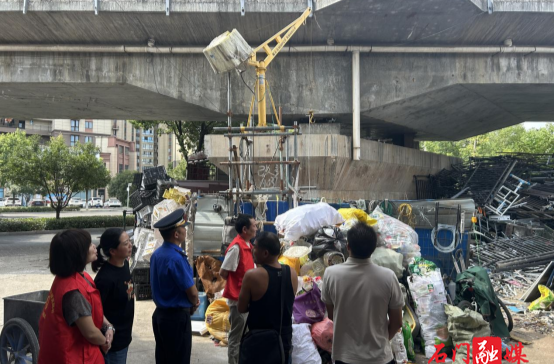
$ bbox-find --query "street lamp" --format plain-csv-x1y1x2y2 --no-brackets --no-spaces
127,183,132,208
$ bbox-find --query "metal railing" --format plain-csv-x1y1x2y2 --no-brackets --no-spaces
0,120,52,132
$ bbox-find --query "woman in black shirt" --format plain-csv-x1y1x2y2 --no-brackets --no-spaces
92,228,135,364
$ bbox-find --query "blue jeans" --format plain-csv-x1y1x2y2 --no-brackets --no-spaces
104,346,129,364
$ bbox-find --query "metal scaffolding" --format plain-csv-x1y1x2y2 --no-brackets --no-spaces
216,73,302,216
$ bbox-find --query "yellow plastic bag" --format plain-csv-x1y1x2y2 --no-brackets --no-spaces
279,255,301,275
338,208,377,226
205,298,231,343
528,285,554,311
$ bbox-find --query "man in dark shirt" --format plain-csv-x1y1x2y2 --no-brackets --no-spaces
238,232,298,363
150,209,199,364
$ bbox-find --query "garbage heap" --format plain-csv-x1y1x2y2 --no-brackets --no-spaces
201,201,477,364
128,166,194,300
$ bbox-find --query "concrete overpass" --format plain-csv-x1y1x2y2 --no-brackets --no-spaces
1,0,554,143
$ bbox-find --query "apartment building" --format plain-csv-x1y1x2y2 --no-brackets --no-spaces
0,118,183,199
135,127,182,172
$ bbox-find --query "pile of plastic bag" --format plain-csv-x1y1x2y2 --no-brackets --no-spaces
274,203,344,241
529,285,554,311
205,298,231,344
444,304,490,364
292,324,322,364
338,208,377,233
370,247,404,278
407,268,450,358
369,206,420,267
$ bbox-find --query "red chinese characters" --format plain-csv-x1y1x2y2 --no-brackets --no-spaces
473,337,502,364
428,337,525,364
504,342,528,364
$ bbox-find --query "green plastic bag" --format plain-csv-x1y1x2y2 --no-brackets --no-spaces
408,257,437,276
402,320,416,362
529,285,554,311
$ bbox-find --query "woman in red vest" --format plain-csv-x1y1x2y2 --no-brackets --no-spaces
38,229,112,364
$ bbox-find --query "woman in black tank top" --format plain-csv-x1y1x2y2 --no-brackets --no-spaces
238,232,298,363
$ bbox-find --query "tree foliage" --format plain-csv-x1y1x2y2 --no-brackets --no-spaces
0,131,111,218
129,120,226,161
167,159,188,180
421,124,554,159
108,170,139,205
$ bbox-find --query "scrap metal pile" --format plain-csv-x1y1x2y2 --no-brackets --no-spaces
432,153,554,229
429,154,554,336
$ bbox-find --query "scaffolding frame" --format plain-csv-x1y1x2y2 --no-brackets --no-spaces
215,73,302,216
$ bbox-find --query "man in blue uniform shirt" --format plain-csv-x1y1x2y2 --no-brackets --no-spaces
150,209,199,364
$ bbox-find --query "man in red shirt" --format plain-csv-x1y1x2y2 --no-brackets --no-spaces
220,214,258,364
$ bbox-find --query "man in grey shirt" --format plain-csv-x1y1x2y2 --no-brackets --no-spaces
321,222,404,364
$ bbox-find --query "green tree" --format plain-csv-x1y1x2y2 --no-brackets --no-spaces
421,123,554,159
129,120,225,161
108,170,139,206
167,159,187,180
0,131,111,218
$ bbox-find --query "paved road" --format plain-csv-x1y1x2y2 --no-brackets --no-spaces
0,207,126,219
0,231,227,364
0,231,103,274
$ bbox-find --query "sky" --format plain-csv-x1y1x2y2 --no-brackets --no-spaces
522,122,552,130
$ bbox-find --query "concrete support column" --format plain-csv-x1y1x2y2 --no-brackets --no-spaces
352,50,361,161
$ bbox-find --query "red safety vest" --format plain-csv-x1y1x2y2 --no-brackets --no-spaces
38,272,104,364
222,236,255,301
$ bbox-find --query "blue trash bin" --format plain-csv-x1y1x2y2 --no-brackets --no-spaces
191,292,208,321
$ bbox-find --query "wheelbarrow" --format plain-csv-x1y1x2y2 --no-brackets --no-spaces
1,290,49,364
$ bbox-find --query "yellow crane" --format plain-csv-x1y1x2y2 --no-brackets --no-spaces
247,7,312,126
204,7,312,127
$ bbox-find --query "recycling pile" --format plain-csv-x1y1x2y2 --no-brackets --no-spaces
273,202,425,364
203,201,425,363
128,166,194,299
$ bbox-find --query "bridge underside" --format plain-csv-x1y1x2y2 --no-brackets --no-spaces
1,51,553,141
0,83,221,120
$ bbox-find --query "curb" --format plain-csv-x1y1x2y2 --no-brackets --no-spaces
0,227,121,236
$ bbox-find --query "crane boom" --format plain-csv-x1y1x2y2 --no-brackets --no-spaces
248,7,312,126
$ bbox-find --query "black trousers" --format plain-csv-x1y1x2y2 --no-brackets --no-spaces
152,307,192,364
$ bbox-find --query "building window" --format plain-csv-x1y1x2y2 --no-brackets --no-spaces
119,164,123,173
85,121,93,129
18,120,25,129
84,136,93,143
168,155,172,161
125,165,129,170
143,151,153,156
71,120,79,132
143,129,153,135
143,144,153,150
125,147,129,155
70,135,79,146
143,136,153,142
118,146,124,154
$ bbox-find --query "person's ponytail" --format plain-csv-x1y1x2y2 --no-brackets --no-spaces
91,244,107,272
92,228,124,272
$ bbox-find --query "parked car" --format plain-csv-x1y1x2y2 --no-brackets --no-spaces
4,198,22,206
30,199,46,207
0,199,4,207
87,197,104,208
68,198,85,208
104,198,122,208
